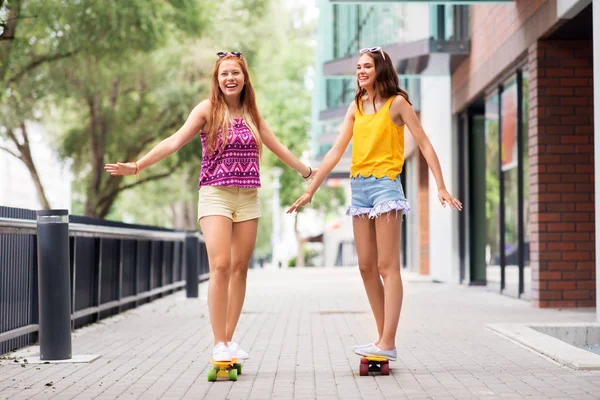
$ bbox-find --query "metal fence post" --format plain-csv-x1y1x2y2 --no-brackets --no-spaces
185,233,199,298
36,209,71,360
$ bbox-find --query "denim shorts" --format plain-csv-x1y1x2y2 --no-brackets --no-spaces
346,175,411,219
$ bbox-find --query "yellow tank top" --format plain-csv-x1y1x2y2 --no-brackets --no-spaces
350,96,405,180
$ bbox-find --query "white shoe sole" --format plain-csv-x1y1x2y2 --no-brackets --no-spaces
212,352,233,362
355,348,397,361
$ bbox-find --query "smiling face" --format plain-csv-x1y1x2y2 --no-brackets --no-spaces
218,60,245,98
356,53,376,90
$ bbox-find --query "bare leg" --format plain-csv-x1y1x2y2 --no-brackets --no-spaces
225,218,259,341
199,216,233,345
374,212,403,351
352,216,384,342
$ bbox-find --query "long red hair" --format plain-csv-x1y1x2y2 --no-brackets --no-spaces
206,55,262,155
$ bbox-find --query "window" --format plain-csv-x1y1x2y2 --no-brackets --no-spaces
484,92,501,286
478,69,530,298
501,78,520,297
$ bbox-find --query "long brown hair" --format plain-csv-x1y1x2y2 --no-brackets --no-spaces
206,54,263,156
354,49,411,113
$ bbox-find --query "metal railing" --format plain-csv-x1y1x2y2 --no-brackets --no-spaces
0,206,210,355
335,239,358,267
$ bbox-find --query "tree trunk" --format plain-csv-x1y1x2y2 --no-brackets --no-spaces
171,199,197,230
85,92,108,217
2,123,52,209
17,123,51,209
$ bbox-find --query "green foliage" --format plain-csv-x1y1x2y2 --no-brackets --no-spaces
48,40,209,216
312,184,346,213
1,0,210,92
0,0,214,215
1,0,345,226
252,1,346,211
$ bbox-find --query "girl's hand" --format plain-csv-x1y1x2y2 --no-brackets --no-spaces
438,188,462,211
104,162,138,176
286,192,314,213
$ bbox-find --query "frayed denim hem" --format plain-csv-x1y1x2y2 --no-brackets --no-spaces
346,199,411,220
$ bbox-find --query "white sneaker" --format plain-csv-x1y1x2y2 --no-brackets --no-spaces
354,343,397,361
352,342,375,351
212,342,232,362
227,341,249,360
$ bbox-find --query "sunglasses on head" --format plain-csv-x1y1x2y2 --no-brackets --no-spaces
217,51,243,58
359,46,385,60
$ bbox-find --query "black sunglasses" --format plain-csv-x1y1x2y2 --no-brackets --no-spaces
217,51,243,58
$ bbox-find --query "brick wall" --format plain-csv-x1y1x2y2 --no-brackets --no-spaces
528,40,595,308
418,152,430,276
452,0,555,112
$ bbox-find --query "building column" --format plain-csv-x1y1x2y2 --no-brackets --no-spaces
421,75,457,282
593,0,600,320
528,39,595,308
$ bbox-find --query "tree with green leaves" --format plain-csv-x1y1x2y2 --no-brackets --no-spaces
52,44,210,217
0,0,211,211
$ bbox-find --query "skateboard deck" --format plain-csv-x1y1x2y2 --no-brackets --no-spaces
359,355,390,376
207,357,242,381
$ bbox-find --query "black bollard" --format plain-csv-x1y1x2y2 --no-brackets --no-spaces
36,209,71,360
185,233,199,298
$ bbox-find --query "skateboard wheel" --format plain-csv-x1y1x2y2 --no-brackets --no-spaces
359,364,369,376
360,358,369,365
228,368,238,381
207,369,217,382
381,363,390,375
235,363,242,375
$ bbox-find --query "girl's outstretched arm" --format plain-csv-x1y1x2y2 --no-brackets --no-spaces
392,96,462,211
104,100,210,176
287,102,356,213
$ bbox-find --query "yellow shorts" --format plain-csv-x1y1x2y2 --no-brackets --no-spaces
197,185,261,223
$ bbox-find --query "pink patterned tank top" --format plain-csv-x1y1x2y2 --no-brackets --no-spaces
198,118,260,188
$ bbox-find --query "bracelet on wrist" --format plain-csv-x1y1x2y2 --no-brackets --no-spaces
302,166,312,179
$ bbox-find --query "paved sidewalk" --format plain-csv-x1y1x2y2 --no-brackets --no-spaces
1,268,600,400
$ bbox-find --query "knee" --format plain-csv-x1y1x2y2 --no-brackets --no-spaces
210,258,231,277
230,260,249,279
358,259,378,280
377,259,400,279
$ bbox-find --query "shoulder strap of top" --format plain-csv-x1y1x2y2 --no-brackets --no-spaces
384,95,396,110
